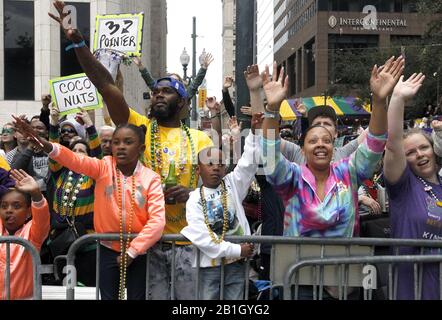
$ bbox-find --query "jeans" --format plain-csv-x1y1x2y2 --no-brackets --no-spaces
199,260,246,300
99,245,147,300
148,243,195,300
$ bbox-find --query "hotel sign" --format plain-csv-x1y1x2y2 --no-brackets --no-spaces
329,11,407,32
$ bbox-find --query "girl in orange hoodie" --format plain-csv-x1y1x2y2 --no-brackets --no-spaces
14,119,166,300
0,169,50,300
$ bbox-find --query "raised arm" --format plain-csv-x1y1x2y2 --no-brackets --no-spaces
222,76,235,117
187,53,213,99
384,72,425,184
206,96,222,144
132,57,156,91
49,1,129,125
244,64,265,115
262,62,288,140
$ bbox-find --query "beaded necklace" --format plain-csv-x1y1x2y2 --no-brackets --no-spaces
116,169,136,300
200,180,229,244
150,120,197,188
417,176,442,207
57,171,85,220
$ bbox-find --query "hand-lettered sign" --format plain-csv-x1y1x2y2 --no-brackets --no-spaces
93,13,144,56
49,73,103,116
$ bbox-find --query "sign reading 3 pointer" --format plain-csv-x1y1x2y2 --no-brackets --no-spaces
93,13,144,56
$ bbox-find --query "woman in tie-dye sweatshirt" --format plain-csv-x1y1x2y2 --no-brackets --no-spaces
260,57,403,238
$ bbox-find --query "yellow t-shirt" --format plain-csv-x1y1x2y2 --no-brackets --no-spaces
128,108,214,235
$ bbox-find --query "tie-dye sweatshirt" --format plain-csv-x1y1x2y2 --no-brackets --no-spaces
261,131,387,237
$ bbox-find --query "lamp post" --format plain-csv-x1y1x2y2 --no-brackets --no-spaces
180,48,190,84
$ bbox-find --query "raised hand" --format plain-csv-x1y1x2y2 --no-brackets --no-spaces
228,116,242,137
370,56,404,100
10,169,41,198
223,76,234,90
41,94,52,108
392,73,425,102
244,65,263,92
262,62,289,111
295,102,307,117
251,112,264,134
76,108,93,127
48,1,83,42
132,57,144,69
12,115,50,151
201,52,214,69
49,103,59,126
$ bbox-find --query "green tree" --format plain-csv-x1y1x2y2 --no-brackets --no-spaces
328,3,442,118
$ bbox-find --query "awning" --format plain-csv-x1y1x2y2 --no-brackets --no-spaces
279,96,371,120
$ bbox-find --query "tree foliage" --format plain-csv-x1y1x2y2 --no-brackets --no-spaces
328,2,442,118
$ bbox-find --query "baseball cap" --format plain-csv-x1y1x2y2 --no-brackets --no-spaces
307,105,337,126
154,77,189,99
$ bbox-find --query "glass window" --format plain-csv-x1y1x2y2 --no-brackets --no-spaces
4,0,35,100
60,2,90,76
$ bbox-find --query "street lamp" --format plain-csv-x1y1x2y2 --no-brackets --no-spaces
180,48,190,84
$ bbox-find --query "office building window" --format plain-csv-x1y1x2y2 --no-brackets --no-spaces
305,39,315,88
4,0,34,100
60,2,90,76
288,53,296,96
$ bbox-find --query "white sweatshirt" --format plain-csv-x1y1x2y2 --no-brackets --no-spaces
181,132,259,267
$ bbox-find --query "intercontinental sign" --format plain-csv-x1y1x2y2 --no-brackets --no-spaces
328,15,407,31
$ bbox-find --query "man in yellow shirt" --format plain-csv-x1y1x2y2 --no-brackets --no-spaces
49,1,213,299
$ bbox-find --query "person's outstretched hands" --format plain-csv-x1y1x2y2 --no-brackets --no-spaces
244,65,263,92
261,62,288,111
48,1,83,43
201,52,214,69
370,56,404,100
392,73,425,102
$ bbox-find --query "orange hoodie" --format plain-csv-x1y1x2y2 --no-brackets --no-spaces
0,198,50,300
49,143,166,257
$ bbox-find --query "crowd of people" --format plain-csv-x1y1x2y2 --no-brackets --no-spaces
1,1,442,301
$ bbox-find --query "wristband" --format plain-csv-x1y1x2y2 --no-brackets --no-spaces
263,105,280,118
65,40,86,51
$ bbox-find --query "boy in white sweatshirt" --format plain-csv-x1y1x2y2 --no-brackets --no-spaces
181,118,261,300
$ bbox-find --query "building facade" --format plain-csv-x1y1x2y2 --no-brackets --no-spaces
222,0,236,89
0,0,167,127
274,0,438,98
256,0,274,69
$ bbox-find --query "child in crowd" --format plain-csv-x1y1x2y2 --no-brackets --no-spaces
181,114,262,300
13,118,166,300
0,169,50,300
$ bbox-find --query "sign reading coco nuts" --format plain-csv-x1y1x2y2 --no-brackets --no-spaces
50,73,103,116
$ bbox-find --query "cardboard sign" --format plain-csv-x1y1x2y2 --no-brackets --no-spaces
49,73,103,116
93,13,144,56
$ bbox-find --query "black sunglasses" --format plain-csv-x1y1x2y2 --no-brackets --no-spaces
61,128,76,134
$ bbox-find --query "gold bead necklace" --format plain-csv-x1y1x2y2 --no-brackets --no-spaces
200,180,229,244
116,169,136,300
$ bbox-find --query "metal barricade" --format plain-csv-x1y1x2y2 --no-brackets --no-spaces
60,234,442,300
0,236,43,300
282,255,442,300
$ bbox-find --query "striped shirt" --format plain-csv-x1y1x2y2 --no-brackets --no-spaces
48,124,102,232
